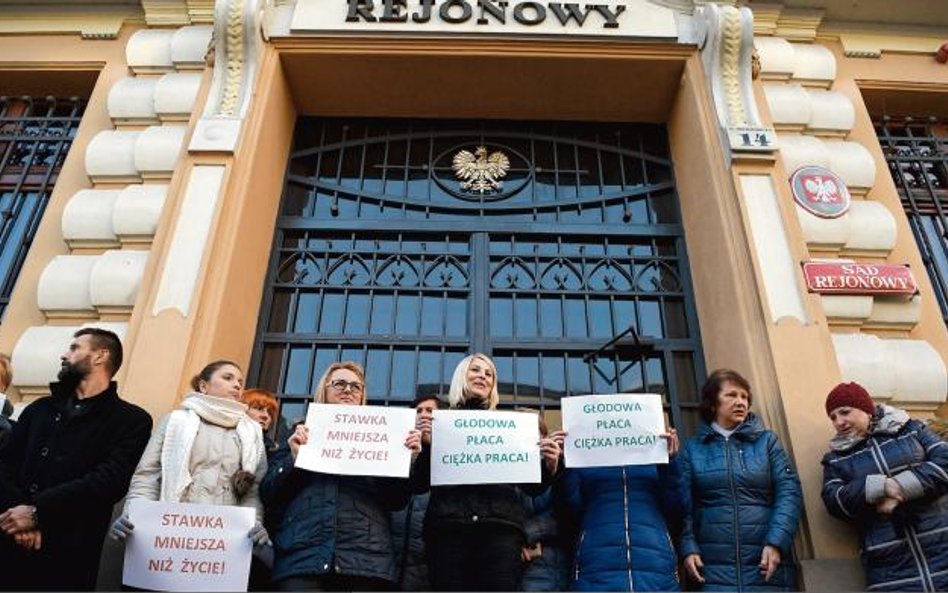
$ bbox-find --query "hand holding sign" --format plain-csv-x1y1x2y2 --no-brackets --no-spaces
295,403,417,477
561,393,669,468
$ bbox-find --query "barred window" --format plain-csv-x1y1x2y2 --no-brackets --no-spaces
874,116,948,323
0,96,85,318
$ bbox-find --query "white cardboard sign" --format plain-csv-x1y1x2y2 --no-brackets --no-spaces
431,409,540,486
561,393,668,468
122,499,255,592
295,403,416,478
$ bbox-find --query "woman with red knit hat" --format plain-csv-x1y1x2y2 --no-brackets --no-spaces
821,381,948,591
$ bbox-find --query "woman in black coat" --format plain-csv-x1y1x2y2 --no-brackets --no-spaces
262,361,421,591
412,353,562,591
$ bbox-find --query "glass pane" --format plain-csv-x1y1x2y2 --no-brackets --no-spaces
284,347,312,395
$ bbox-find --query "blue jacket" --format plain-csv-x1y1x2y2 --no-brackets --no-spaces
519,488,572,592
561,461,683,592
821,406,948,592
679,414,801,592
261,446,411,584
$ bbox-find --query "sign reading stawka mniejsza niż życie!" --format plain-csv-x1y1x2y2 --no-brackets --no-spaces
291,0,679,39
122,499,255,592
561,393,669,468
296,403,417,478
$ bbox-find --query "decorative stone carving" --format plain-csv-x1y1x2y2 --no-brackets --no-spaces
126,29,176,74
806,89,855,136
824,140,876,192
134,125,188,179
107,78,159,126
190,0,264,153
90,250,150,311
36,255,99,317
762,83,811,129
171,24,214,68
844,200,896,254
795,200,896,255
85,131,141,183
11,326,85,390
696,4,762,130
790,42,836,88
155,73,203,121
754,36,795,79
778,133,830,172
833,333,946,405
62,189,121,246
113,184,169,244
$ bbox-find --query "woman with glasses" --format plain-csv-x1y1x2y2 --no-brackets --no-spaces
261,361,422,591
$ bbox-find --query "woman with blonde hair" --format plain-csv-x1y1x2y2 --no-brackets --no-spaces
413,353,562,591
110,360,269,547
262,361,422,591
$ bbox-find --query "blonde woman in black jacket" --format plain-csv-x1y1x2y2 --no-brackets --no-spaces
412,353,562,591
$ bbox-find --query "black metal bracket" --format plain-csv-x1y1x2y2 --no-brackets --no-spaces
582,324,655,363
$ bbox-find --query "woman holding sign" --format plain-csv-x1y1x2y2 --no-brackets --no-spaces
261,361,423,591
557,404,683,591
412,353,563,592
110,360,270,548
679,369,802,591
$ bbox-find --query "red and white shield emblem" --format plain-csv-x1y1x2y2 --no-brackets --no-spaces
790,166,850,218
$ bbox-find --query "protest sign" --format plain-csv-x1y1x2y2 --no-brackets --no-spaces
122,499,255,592
431,409,540,486
295,403,416,477
561,393,668,468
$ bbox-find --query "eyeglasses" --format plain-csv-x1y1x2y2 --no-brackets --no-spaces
328,379,364,395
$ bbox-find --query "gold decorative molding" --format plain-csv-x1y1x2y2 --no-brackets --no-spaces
0,5,142,39
820,25,945,59
218,0,245,116
141,0,215,26
774,8,824,42
722,7,747,125
749,2,783,37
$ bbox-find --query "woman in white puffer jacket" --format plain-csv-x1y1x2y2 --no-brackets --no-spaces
110,360,269,548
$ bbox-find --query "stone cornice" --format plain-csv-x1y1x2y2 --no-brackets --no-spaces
141,0,214,26
0,5,143,39
818,21,948,58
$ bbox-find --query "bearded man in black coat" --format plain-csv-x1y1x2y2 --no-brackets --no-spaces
0,328,152,591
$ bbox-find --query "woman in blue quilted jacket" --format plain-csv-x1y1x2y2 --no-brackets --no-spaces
821,381,948,592
558,413,683,591
679,368,802,591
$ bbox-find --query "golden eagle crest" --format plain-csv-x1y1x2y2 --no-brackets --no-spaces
452,146,510,194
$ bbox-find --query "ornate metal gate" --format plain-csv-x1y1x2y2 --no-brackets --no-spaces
249,119,706,436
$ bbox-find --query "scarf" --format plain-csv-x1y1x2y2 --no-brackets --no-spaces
828,404,910,452
160,392,264,503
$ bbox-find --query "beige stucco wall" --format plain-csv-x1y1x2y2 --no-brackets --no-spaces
0,27,142,396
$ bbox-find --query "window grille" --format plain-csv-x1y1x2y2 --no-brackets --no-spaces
874,115,948,323
0,96,85,318
250,119,707,438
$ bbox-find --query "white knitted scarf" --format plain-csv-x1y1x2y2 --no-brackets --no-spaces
160,392,264,502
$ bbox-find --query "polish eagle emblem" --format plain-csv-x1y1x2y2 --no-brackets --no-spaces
452,146,510,194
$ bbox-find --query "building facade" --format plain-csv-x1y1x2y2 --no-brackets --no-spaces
1,0,948,588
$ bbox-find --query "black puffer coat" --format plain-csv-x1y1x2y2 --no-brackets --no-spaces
390,492,431,590
261,446,412,585
822,405,948,592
